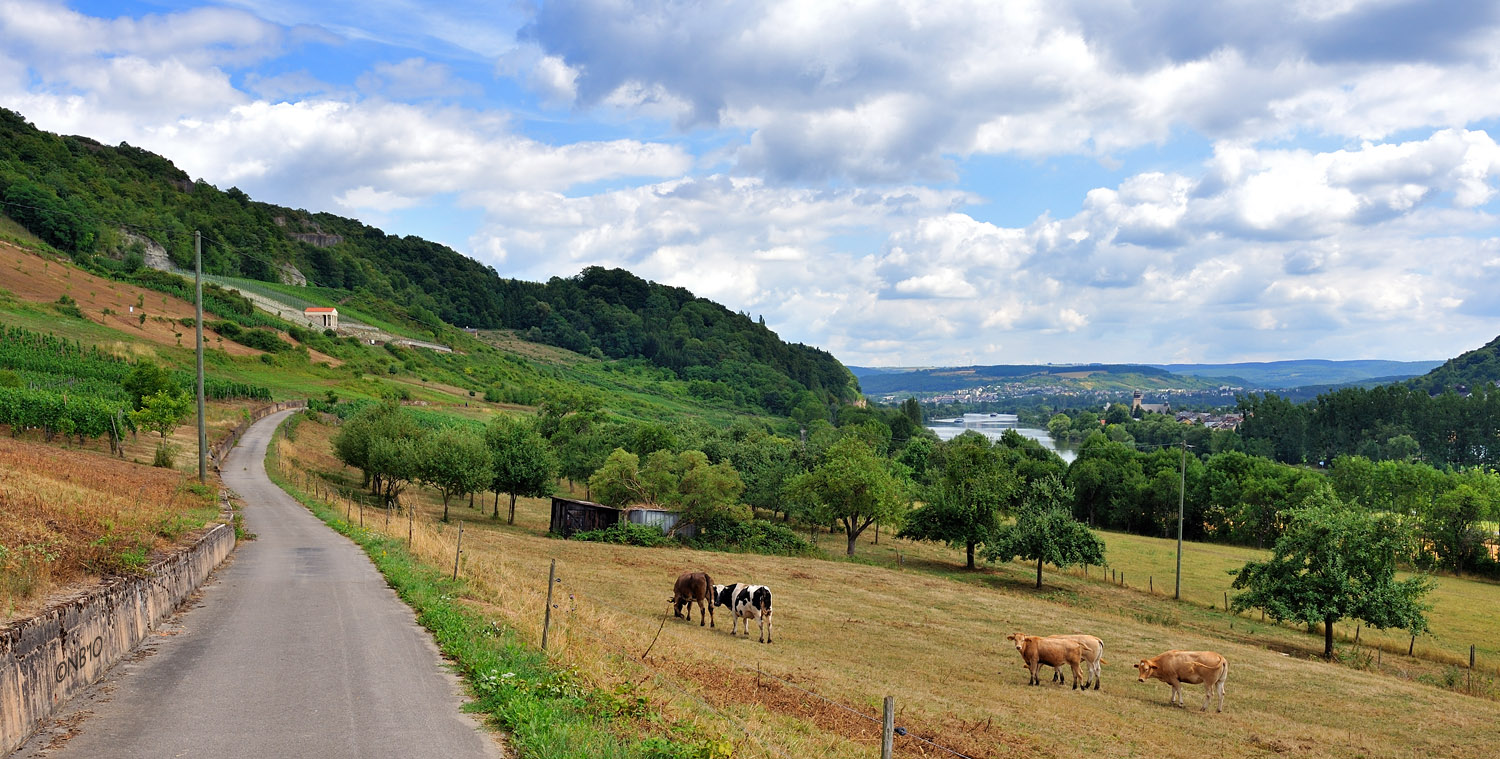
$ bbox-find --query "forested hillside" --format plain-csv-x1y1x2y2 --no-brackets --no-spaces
1407,334,1500,396
0,109,855,413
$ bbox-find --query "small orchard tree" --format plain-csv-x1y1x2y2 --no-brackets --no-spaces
786,436,907,557
985,475,1104,588
1231,489,1433,659
899,432,1018,569
675,450,747,530
418,426,492,522
485,415,556,524
123,362,177,410
368,434,421,509
130,390,193,438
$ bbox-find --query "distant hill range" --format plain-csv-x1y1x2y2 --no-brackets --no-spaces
1405,335,1500,396
1151,359,1442,389
853,359,1441,397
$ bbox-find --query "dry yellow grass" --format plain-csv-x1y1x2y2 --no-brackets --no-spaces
0,436,218,617
279,418,1498,759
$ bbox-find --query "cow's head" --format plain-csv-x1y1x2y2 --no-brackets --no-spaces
1005,633,1028,651
712,584,730,607
1133,660,1156,682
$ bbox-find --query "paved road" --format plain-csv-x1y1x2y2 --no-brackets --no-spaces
16,410,503,759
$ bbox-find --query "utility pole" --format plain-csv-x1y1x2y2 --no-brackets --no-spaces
195,230,207,483
1175,439,1186,600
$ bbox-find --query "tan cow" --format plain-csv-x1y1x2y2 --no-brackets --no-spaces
1133,650,1229,712
1006,633,1086,689
1046,634,1105,690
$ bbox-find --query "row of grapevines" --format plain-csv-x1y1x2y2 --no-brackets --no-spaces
0,323,131,382
0,386,134,441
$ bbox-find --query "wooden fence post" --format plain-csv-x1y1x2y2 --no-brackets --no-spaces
542,559,557,651
1409,635,1416,656
881,696,894,759
453,521,464,580
1149,576,1153,593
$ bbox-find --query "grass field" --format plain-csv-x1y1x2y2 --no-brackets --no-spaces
0,436,218,617
279,416,1500,759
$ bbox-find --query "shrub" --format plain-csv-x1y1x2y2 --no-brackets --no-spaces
152,441,179,468
689,519,814,556
571,523,676,547
236,328,290,352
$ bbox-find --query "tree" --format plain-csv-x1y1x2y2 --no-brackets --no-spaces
674,450,747,530
485,415,557,524
418,426,492,523
333,401,420,496
786,437,907,556
129,390,192,438
899,433,1017,569
985,475,1104,588
1422,484,1489,575
1230,490,1433,658
590,448,645,508
122,361,176,410
730,432,804,517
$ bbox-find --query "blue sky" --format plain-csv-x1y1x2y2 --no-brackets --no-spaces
4,0,1500,367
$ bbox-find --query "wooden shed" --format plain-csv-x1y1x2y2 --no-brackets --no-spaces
549,496,620,537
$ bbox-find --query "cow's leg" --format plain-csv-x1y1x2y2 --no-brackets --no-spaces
1201,683,1212,712
708,601,715,628
1071,661,1082,690
1028,661,1040,686
1051,667,1063,684
758,611,765,643
674,600,684,619
765,609,772,643
697,599,706,627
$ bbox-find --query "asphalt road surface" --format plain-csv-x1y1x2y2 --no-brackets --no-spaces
15,409,504,759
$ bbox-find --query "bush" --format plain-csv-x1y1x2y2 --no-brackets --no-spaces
571,523,676,547
236,328,291,352
689,519,814,556
152,441,179,468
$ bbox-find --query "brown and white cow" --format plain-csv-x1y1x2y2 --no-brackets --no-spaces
1006,633,1086,689
1045,634,1105,690
1133,650,1229,712
670,571,714,627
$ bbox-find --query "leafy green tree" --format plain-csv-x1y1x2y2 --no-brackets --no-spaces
332,401,421,496
786,436,907,556
368,434,421,509
485,415,557,523
985,475,1104,588
129,390,192,437
899,433,1017,569
589,448,643,509
730,432,804,517
122,361,177,410
1230,490,1433,658
900,397,923,426
1422,484,1491,575
674,450,747,530
1046,413,1072,443
418,426,492,523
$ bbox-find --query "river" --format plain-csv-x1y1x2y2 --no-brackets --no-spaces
925,413,1076,463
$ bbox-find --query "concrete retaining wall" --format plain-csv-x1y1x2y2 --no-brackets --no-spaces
0,521,236,755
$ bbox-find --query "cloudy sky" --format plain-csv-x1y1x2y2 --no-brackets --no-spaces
4,1,1499,367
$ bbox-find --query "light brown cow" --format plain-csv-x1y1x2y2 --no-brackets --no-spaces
1045,634,1105,690
1006,633,1086,689
1133,650,1229,712
670,571,714,627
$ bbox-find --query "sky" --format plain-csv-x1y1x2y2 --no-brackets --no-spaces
3,1,1500,367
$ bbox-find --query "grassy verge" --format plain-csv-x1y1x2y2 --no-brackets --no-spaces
264,432,731,759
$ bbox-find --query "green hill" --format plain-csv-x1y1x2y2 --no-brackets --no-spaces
0,108,855,415
1406,334,1500,395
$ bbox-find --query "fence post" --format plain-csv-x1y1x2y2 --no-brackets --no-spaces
1354,625,1360,646
453,521,464,580
1471,644,1476,669
542,559,557,651
1224,592,1228,611
1409,635,1415,656
1149,576,1153,593
881,695,894,759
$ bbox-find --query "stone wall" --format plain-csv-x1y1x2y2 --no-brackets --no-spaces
0,522,236,755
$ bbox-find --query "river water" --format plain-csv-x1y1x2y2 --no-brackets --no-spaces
926,413,1076,463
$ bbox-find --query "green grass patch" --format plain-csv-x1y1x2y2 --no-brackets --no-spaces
265,434,732,759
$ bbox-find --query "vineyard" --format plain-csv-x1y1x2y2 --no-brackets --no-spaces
0,322,271,447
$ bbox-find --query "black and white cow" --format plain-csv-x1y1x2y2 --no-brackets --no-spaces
712,583,773,643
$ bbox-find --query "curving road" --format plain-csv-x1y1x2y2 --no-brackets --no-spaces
15,409,503,759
